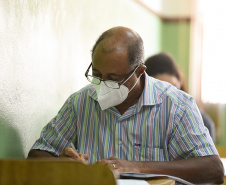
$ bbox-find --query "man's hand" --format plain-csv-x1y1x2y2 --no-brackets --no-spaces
96,157,139,173
59,147,88,164
98,155,224,184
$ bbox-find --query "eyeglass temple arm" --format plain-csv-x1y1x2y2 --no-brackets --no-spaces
118,65,140,86
85,63,92,76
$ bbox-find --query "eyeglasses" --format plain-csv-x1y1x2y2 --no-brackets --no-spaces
85,62,140,89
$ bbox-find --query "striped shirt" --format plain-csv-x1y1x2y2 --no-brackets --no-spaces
32,72,218,163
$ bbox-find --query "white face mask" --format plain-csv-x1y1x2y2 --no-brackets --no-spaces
95,76,140,110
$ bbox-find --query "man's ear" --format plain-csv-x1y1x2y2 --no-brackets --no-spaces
136,65,146,77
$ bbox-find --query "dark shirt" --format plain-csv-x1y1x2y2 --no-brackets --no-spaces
201,111,216,143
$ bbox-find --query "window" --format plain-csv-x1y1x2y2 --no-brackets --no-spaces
201,0,226,103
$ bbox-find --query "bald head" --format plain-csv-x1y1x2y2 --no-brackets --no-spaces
91,26,144,69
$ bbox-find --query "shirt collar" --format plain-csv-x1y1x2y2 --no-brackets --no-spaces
137,72,162,107
90,85,98,101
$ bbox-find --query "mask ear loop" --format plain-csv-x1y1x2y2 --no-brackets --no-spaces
128,74,142,93
126,64,144,93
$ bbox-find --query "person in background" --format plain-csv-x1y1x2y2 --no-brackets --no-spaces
145,52,216,143
27,27,224,184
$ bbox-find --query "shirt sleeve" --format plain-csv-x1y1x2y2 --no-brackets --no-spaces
168,97,218,160
31,94,77,156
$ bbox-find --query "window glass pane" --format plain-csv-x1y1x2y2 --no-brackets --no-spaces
201,0,226,103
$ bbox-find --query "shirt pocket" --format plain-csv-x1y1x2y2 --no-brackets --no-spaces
133,146,166,161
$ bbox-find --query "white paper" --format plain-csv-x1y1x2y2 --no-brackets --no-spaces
119,172,194,185
117,179,150,185
221,158,226,175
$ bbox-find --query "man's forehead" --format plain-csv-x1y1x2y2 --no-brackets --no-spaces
92,39,128,59
99,38,127,54
91,31,132,71
92,47,130,74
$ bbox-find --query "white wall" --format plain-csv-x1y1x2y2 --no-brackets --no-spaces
0,0,160,158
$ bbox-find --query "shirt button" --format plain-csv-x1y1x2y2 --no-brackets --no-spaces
118,141,122,145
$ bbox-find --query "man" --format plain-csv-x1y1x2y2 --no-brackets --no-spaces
28,26,224,184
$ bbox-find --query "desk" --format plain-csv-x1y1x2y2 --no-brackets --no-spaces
0,159,115,185
146,179,175,185
0,159,175,185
